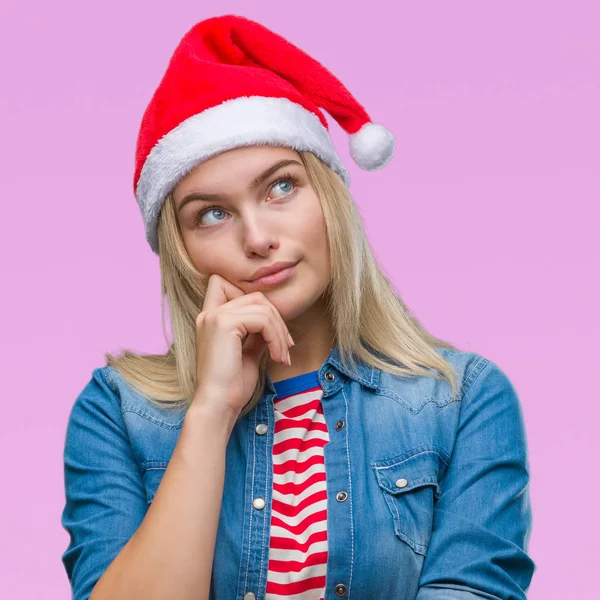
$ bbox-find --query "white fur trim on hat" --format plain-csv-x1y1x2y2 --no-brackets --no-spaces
136,96,351,254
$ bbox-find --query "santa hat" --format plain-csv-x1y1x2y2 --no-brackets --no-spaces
134,14,395,254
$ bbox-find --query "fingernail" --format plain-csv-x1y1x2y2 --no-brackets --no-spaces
288,333,295,346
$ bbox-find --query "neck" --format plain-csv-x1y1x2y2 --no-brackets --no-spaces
266,296,334,383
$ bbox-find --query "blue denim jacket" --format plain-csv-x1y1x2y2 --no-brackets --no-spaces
61,346,536,600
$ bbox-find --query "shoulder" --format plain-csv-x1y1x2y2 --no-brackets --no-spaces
432,348,523,418
102,365,187,429
65,366,122,426
65,366,187,474
374,347,491,413
431,349,528,452
68,366,185,431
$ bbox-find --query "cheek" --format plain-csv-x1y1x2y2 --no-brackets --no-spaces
298,207,330,269
185,242,231,276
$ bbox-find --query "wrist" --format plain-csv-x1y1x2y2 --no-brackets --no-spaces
186,396,240,432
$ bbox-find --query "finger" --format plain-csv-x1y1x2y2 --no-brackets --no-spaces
266,302,292,363
240,330,269,363
247,292,292,352
220,292,292,357
229,310,285,364
227,305,289,363
201,273,247,312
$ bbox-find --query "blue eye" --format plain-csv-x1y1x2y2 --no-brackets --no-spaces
272,179,293,195
194,174,299,228
195,207,228,227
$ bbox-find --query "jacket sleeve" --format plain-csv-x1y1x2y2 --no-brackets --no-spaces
60,368,148,600
415,358,536,600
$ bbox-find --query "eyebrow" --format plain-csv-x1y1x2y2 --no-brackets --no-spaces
177,158,303,213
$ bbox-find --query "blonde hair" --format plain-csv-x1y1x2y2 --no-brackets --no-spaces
106,150,461,420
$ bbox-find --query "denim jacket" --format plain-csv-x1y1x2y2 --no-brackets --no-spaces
61,346,536,600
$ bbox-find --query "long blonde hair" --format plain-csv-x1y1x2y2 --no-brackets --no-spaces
106,150,461,420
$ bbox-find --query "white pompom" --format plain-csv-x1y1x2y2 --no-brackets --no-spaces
349,122,395,171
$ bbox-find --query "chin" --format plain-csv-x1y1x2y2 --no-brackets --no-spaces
276,285,326,321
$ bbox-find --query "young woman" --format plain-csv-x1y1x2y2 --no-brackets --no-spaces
61,14,536,600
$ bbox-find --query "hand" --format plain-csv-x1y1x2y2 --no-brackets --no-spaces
193,273,294,418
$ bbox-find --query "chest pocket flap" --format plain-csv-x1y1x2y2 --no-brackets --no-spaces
371,448,445,555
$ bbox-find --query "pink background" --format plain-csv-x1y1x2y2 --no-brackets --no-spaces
1,1,598,598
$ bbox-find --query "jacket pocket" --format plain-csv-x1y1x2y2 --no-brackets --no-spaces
371,448,442,556
143,464,167,504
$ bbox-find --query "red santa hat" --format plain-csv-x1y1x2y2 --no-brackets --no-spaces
134,14,395,254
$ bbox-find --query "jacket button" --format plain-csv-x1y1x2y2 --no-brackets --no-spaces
335,583,347,596
335,420,344,431
255,423,268,435
252,497,266,510
395,478,408,488
325,371,335,381
243,593,256,600
336,491,348,502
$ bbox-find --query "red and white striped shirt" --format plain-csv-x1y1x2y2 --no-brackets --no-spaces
265,370,330,600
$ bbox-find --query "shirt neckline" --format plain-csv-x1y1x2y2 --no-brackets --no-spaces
272,370,320,398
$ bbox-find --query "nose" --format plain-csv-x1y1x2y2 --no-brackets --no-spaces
241,212,280,256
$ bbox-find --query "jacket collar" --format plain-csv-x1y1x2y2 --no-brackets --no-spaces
264,343,380,395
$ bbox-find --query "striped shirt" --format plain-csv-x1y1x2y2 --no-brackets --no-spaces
265,370,330,600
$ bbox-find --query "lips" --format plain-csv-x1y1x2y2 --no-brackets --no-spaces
247,260,298,282
247,262,298,286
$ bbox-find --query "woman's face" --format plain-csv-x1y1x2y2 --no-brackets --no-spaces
172,145,331,320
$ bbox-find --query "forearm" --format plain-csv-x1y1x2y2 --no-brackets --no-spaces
90,398,237,600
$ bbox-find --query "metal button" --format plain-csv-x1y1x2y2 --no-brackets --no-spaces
395,478,408,488
243,593,256,600
335,583,348,596
255,423,268,435
325,371,335,381
335,420,344,431
336,491,348,502
252,497,266,510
